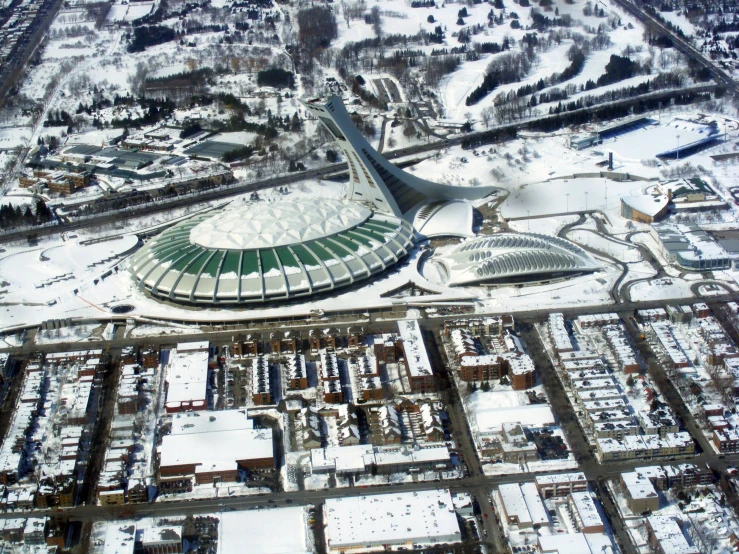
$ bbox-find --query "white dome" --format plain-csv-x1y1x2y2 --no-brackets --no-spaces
190,197,372,250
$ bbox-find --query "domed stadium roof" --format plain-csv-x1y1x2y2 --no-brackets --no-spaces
432,233,600,286
190,198,372,250
129,198,415,305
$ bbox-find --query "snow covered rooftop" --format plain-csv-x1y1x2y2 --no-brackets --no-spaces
220,508,310,554
190,198,371,250
470,391,555,433
647,516,700,554
159,410,273,472
166,344,209,405
397,320,433,378
498,483,549,527
324,490,461,550
103,524,136,554
621,471,658,501
621,194,669,217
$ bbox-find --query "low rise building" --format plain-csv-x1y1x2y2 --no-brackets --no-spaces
567,492,604,533
251,355,272,405
549,313,573,353
535,472,588,498
646,515,700,554
139,526,183,554
620,471,660,514
158,410,273,493
397,320,435,394
323,489,461,553
497,482,549,529
164,342,209,413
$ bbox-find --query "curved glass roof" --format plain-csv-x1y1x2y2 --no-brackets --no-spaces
129,200,414,305
435,232,600,286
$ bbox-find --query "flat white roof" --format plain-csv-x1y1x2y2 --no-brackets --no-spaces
535,472,587,485
647,516,700,554
499,483,547,526
166,346,209,404
521,482,549,525
476,403,555,433
176,341,209,352
324,490,461,549
539,533,592,554
220,508,310,554
621,471,658,501
103,524,136,554
160,410,272,472
397,320,434,378
569,492,603,529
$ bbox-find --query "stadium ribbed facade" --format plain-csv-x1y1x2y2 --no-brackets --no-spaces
130,198,414,305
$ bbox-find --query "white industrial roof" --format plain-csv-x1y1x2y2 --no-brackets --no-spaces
103,524,136,554
159,410,272,471
539,533,592,554
190,197,371,249
220,508,310,554
498,483,549,526
475,403,555,433
166,347,209,404
324,490,461,549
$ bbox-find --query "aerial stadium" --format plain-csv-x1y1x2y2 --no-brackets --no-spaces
129,96,599,306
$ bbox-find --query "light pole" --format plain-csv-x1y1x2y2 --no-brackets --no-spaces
566,193,570,213
676,134,680,161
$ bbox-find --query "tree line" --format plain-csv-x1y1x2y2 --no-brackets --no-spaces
466,49,533,105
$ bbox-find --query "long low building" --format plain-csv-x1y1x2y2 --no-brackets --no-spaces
165,341,209,413
323,489,461,553
310,443,450,476
158,410,273,492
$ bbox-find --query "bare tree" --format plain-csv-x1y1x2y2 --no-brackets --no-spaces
481,106,495,128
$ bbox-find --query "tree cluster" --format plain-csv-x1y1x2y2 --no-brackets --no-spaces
127,25,176,53
256,67,295,89
221,145,255,163
466,49,536,105
596,54,642,87
0,201,53,230
296,6,338,70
